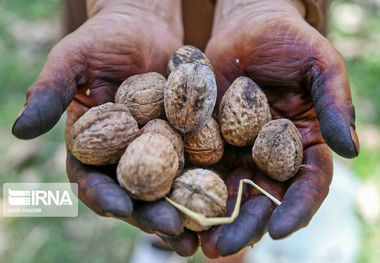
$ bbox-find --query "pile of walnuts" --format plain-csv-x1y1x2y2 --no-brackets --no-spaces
67,45,303,231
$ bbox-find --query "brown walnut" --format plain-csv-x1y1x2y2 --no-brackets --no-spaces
165,63,217,133
115,72,166,126
252,119,303,182
140,119,185,171
117,133,178,201
67,102,139,165
184,117,224,165
167,45,213,75
169,168,227,231
219,76,271,146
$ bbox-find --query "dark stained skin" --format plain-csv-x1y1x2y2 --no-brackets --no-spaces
12,0,359,258
199,0,357,257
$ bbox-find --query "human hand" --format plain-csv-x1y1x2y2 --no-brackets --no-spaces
200,0,359,257
12,0,198,256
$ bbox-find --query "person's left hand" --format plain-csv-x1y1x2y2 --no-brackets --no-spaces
199,0,359,257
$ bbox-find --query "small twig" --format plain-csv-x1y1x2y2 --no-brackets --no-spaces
165,179,282,227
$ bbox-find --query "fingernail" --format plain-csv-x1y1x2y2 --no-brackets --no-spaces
350,126,359,156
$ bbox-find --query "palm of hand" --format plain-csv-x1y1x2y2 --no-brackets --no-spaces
200,15,359,257
64,15,181,129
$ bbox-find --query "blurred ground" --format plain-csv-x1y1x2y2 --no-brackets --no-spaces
0,0,379,262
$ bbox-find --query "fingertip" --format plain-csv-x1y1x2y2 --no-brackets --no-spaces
267,202,309,240
216,196,272,256
12,88,66,139
161,229,199,257
134,200,184,237
319,107,358,158
89,182,133,219
200,227,222,258
66,153,133,219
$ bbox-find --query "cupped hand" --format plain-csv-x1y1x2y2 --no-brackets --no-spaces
12,0,198,256
200,0,359,257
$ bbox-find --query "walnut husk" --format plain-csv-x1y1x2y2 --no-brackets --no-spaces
167,45,213,75
184,117,224,165
219,76,271,146
252,119,303,182
68,102,139,165
165,63,217,133
115,72,166,126
117,133,178,201
140,119,185,171
169,168,227,231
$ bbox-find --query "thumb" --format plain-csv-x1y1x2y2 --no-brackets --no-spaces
12,37,84,139
308,44,359,158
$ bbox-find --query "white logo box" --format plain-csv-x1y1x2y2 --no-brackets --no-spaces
3,183,78,217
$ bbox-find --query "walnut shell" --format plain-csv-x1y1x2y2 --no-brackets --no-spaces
167,45,213,75
252,119,303,182
117,133,178,201
165,63,217,133
68,102,139,165
169,168,227,231
219,76,271,146
184,117,224,165
115,72,166,126
140,119,185,171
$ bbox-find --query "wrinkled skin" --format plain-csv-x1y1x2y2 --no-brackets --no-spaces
12,0,199,257
12,0,359,259
199,0,359,257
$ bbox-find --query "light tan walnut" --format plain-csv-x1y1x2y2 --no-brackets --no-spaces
184,117,224,165
252,119,303,182
68,102,139,165
115,72,166,126
140,119,185,171
165,63,217,133
167,45,213,75
117,133,178,201
219,76,271,146
169,168,227,231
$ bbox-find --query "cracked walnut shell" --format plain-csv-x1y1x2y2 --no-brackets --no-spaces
169,168,227,231
115,72,166,126
117,133,178,201
252,119,303,182
67,102,139,165
165,63,217,133
140,119,185,171
219,76,271,146
184,117,224,165
167,45,213,75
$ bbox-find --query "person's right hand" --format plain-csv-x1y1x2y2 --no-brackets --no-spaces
12,0,199,256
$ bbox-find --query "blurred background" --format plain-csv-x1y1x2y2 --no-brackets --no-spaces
0,0,379,262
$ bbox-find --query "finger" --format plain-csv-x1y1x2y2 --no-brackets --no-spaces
66,152,133,219
268,143,333,239
200,168,253,258
12,37,84,139
132,200,184,237
308,46,359,158
161,229,199,257
216,195,273,256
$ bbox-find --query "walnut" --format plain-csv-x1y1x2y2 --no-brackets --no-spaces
140,119,185,171
219,76,271,146
184,117,224,165
115,72,166,126
117,133,178,201
67,102,139,165
167,45,213,75
252,119,303,182
165,63,217,133
169,168,227,231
